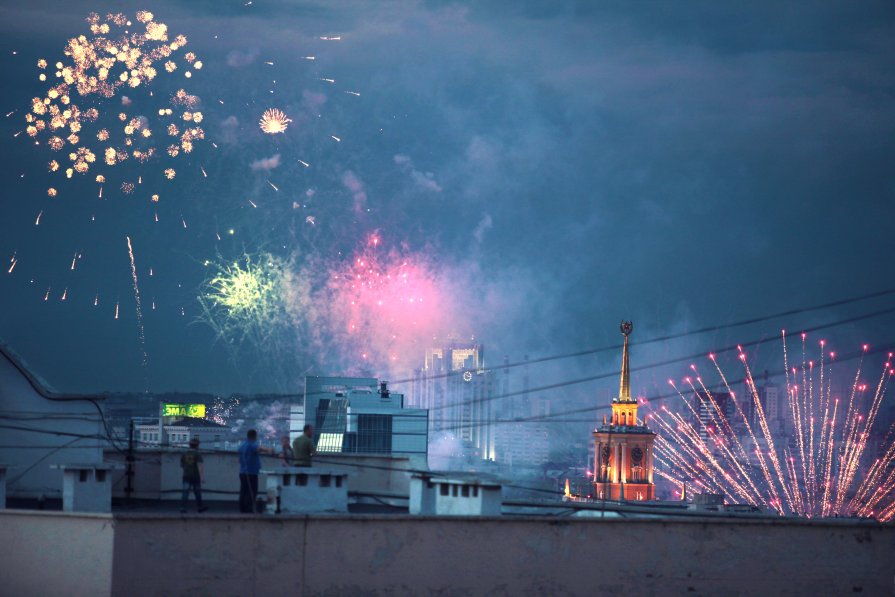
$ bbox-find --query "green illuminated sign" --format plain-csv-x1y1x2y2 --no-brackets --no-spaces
162,403,206,418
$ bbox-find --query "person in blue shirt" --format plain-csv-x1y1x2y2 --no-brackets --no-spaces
237,429,273,513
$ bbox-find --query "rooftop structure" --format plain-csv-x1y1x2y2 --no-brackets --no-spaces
0,340,105,501
291,376,428,467
410,472,502,516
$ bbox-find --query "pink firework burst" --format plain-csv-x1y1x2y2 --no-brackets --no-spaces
322,234,448,374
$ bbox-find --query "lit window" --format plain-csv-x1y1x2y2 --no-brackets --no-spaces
316,433,344,453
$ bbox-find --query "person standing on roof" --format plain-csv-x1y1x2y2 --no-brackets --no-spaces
237,429,273,513
292,424,316,467
180,438,207,513
280,435,294,466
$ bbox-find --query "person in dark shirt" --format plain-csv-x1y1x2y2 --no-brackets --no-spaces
237,429,273,513
292,424,316,467
180,438,207,513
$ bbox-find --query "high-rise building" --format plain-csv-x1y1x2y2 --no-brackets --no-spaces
691,391,733,445
743,372,789,436
411,339,498,461
592,322,656,501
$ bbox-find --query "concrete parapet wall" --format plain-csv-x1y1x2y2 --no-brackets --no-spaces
0,510,114,597
111,515,895,595
3,510,893,595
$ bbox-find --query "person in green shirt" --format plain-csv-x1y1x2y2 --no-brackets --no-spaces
180,438,207,513
292,424,316,467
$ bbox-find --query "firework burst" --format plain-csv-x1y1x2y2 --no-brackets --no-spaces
316,234,447,374
259,108,291,134
651,332,895,520
27,11,204,199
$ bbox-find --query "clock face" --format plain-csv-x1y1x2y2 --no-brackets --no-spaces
631,446,644,464
462,371,472,382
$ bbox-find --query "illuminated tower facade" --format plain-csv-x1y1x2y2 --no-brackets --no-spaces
592,322,656,501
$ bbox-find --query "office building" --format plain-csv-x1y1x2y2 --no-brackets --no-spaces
411,340,498,461
290,376,428,466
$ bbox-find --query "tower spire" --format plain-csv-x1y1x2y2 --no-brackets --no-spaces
619,321,633,401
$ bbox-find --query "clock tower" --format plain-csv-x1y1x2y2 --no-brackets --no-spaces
593,321,656,501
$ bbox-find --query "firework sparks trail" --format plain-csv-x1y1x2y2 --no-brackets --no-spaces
688,375,762,498
652,334,895,521
708,352,781,511
835,347,867,506
668,378,759,500
740,349,792,512
126,236,149,372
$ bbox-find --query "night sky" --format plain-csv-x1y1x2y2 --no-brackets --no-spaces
1,0,894,403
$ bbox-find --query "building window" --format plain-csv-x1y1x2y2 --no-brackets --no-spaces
96,470,106,483
320,475,331,487
356,414,393,454
461,485,470,497
451,485,458,497
473,486,479,497
440,484,449,496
